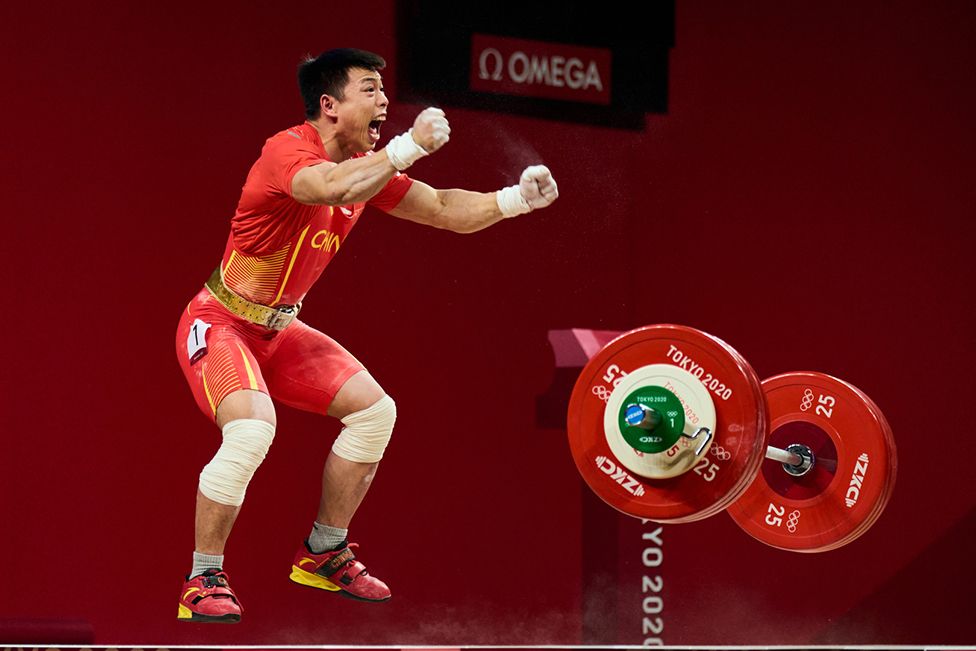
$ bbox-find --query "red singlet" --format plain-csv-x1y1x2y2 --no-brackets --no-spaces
175,122,413,420
223,122,412,307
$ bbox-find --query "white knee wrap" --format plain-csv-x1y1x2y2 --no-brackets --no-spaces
332,395,397,463
198,418,276,507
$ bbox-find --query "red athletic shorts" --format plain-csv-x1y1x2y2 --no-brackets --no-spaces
175,288,364,421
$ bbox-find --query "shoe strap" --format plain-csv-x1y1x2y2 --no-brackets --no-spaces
188,571,240,605
320,547,357,576
202,572,230,589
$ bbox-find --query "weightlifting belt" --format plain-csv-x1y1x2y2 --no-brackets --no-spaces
204,266,300,331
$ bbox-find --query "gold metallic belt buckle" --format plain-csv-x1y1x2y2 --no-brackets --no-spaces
266,306,298,330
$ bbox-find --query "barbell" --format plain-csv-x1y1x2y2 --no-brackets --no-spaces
566,324,896,553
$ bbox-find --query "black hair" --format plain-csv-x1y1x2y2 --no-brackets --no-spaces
298,48,386,119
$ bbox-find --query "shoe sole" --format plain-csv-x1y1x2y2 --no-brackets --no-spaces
289,565,391,603
177,603,242,623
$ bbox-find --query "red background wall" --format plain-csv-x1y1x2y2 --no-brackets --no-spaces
0,1,973,646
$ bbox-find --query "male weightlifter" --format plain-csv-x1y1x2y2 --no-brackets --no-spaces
174,48,558,622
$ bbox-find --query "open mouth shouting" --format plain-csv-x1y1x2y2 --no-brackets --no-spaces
368,115,385,144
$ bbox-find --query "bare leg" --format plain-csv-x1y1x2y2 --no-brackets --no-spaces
194,490,240,555
194,388,277,555
317,370,387,528
317,454,379,528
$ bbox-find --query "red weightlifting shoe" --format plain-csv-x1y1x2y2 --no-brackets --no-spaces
289,541,391,602
177,569,242,623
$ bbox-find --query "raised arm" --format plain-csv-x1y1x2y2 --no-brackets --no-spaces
387,166,559,233
291,107,451,206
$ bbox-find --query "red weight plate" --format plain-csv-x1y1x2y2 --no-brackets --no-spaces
727,372,897,552
710,342,776,514
820,392,898,552
567,324,767,523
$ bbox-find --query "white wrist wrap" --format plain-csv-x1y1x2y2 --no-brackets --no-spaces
496,184,532,218
332,395,397,463
199,418,276,507
385,130,428,171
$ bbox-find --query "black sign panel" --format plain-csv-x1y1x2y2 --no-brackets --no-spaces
396,1,675,130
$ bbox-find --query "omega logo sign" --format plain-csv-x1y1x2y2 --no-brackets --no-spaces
477,47,604,92
469,34,612,105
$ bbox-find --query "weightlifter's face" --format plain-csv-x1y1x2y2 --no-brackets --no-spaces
332,68,388,153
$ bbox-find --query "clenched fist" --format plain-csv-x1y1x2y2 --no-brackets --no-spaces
410,107,451,154
496,165,560,217
518,165,558,210
385,106,450,171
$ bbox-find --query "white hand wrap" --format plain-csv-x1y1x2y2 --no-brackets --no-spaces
385,130,429,171
496,184,532,217
496,165,559,217
198,418,276,507
332,395,397,463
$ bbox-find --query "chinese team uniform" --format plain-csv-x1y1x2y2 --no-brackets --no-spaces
176,122,412,419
